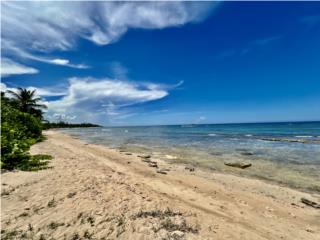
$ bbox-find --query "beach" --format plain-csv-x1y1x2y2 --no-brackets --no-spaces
1,130,320,239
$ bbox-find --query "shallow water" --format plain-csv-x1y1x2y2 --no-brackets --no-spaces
60,121,320,192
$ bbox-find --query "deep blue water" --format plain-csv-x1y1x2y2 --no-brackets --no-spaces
60,121,320,191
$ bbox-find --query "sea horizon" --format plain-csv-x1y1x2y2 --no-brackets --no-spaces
101,120,320,128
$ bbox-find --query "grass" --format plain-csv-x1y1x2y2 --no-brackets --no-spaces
1,229,21,240
47,198,56,208
48,221,65,230
18,212,29,218
87,216,95,226
116,216,125,226
27,224,33,232
83,230,93,239
67,192,77,198
133,208,182,220
71,232,80,240
1,188,15,196
19,154,53,171
157,218,198,234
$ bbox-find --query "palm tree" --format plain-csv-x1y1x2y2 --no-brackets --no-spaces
6,88,47,119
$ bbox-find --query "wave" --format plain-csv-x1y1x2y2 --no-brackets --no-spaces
245,134,253,137
208,133,217,136
295,135,313,138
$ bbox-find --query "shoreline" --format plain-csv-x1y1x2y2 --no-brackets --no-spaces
62,129,320,195
2,130,320,239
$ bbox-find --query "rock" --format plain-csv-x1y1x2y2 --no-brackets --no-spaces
171,230,185,238
142,159,151,163
156,170,167,174
235,148,248,152
148,162,158,168
224,161,252,169
165,155,177,160
210,152,223,156
125,153,132,155
301,198,320,209
138,154,151,159
185,166,195,172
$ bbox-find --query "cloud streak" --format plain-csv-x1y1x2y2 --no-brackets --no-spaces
1,58,39,77
3,41,89,69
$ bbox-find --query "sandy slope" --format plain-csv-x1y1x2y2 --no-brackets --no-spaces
1,130,319,240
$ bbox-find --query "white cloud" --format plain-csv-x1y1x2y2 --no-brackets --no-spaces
1,58,39,77
48,77,168,111
2,2,215,52
26,86,67,97
2,41,89,69
42,77,179,123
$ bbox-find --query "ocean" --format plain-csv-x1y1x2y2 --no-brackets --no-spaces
60,121,320,192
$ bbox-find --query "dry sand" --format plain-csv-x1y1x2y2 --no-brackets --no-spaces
1,130,320,240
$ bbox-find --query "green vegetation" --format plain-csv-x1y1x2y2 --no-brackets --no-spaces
1,87,99,171
43,121,101,129
1,89,51,171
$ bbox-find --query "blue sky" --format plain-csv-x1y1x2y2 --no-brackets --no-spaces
1,1,320,126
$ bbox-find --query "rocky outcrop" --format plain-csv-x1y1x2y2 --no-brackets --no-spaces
224,161,252,169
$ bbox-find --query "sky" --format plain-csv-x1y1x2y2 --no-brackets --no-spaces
1,1,320,126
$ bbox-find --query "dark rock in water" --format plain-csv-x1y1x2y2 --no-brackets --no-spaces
301,198,320,209
240,151,254,156
224,161,252,169
235,148,248,152
261,138,320,144
210,152,223,156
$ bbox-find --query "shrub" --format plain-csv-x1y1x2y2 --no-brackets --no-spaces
1,99,50,170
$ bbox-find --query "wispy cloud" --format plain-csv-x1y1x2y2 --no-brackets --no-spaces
251,35,282,46
1,58,38,77
109,62,129,79
3,41,89,69
215,35,282,59
2,1,216,68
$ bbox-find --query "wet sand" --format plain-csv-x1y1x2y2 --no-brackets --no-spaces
1,130,320,239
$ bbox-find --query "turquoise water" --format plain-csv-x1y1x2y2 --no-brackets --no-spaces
61,121,320,192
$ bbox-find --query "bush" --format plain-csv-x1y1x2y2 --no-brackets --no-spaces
1,100,50,170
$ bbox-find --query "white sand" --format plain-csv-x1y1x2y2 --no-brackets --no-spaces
1,130,319,239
